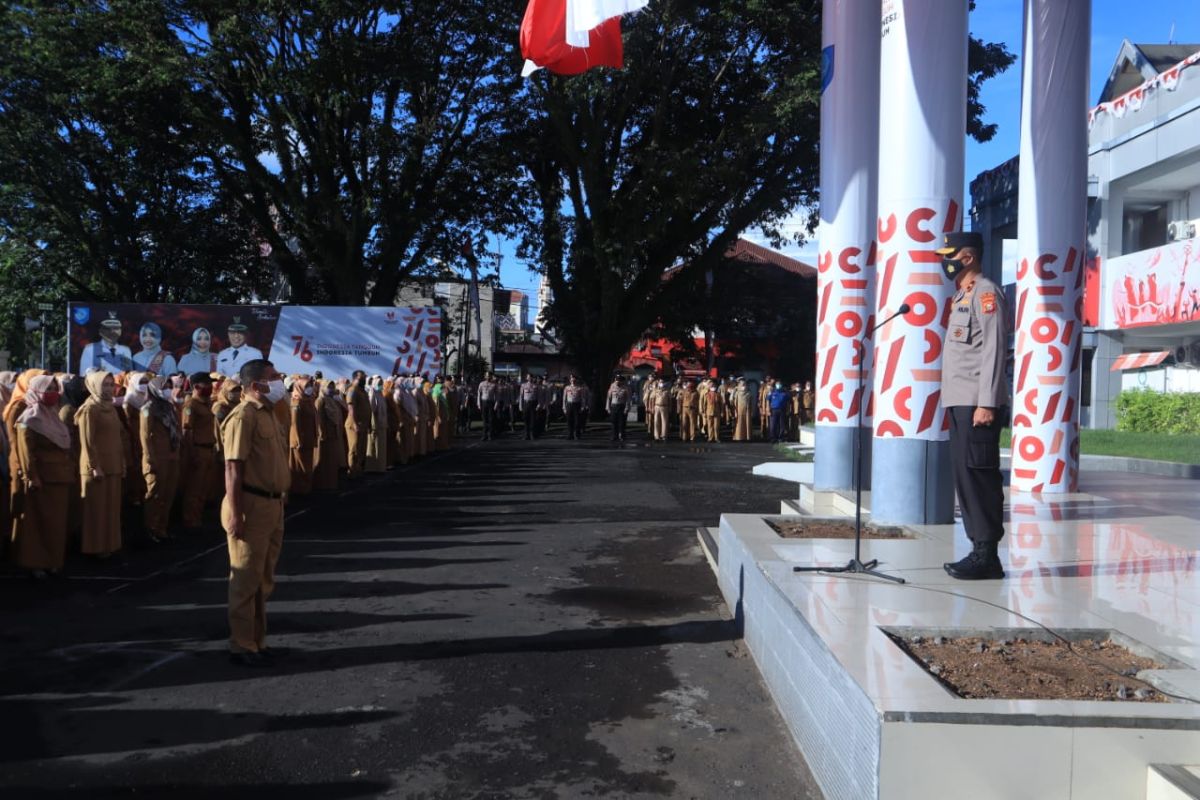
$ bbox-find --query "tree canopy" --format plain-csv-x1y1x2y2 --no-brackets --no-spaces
0,0,1016,369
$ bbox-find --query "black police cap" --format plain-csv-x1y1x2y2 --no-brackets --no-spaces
935,231,984,256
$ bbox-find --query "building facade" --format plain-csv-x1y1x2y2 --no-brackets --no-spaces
971,40,1200,429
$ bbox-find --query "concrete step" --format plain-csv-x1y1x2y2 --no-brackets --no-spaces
696,526,719,574
1148,765,1200,800
780,498,804,516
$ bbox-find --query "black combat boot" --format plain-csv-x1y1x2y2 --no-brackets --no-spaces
944,541,1005,580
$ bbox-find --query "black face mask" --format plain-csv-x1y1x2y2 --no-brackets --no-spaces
941,257,966,281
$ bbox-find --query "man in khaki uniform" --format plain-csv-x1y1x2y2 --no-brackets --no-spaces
650,380,670,441
679,380,699,441
703,380,724,442
222,359,290,667
344,371,371,478
181,372,217,533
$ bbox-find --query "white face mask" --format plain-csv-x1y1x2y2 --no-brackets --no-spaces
303,385,314,397
264,379,286,403
134,383,148,394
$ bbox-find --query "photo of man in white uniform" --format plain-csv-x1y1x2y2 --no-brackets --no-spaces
216,316,264,374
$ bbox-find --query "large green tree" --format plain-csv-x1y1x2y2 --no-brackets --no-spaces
0,1,271,311
516,0,1017,391
179,0,525,305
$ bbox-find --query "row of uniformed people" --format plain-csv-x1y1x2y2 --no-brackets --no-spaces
633,374,815,443
0,368,461,578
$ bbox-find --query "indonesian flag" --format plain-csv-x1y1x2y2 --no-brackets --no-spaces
520,0,649,77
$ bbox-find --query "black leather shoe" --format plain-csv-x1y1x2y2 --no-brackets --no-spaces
229,651,273,668
944,550,1005,580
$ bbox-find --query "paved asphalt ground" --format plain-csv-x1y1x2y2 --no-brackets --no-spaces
0,423,821,799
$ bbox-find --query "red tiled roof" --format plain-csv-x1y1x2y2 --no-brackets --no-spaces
725,238,817,277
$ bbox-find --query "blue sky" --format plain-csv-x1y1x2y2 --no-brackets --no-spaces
498,1,1200,312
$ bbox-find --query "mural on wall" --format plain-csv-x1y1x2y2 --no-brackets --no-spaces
1107,239,1200,329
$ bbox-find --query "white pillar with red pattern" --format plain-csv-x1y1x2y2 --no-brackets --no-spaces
1010,0,1090,493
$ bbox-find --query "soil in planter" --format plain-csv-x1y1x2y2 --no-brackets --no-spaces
888,633,1170,702
769,519,911,539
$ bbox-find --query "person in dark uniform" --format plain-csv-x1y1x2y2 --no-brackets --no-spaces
562,375,585,440
937,231,1009,580
476,373,498,440
606,375,630,442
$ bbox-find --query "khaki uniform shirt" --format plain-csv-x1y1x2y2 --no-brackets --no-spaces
222,397,290,494
941,275,1009,409
183,397,217,447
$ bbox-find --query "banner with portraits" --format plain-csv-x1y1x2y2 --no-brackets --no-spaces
68,303,444,379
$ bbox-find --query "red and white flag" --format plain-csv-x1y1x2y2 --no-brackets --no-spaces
520,0,649,77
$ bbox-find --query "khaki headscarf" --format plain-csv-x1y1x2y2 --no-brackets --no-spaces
77,370,118,421
18,374,71,449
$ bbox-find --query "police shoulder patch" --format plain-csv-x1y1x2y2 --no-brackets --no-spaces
980,292,997,314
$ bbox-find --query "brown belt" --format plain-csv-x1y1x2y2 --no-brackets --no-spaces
243,484,284,500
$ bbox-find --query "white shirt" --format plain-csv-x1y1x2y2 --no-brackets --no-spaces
79,341,133,375
216,345,265,373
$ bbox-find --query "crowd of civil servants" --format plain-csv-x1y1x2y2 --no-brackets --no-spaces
0,367,813,579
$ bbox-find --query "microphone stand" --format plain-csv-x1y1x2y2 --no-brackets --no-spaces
794,305,909,584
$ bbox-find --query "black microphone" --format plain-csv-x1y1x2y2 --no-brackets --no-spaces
870,303,911,333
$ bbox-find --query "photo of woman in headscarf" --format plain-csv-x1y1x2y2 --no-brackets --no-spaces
133,322,178,376
177,327,218,375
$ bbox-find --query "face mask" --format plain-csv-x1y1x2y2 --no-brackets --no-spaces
41,391,61,406
303,385,315,397
265,380,286,403
941,257,966,281
134,383,148,394
775,383,781,390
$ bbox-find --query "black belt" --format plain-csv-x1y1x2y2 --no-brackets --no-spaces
243,484,284,500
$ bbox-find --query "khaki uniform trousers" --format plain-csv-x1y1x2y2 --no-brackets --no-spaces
652,407,669,440
705,414,721,442
734,409,751,441
680,410,698,441
182,445,215,528
143,461,179,538
223,492,285,654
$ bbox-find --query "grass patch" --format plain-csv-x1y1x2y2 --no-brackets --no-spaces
772,443,813,462
1001,428,1200,464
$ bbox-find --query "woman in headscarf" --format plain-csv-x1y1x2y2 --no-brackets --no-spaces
10,375,72,576
177,327,217,375
396,381,420,462
383,379,402,467
140,375,181,542
76,371,124,557
210,378,242,503
0,371,16,559
313,380,347,492
364,376,388,473
132,322,178,375
419,380,436,456
118,372,150,516
57,374,87,537
431,377,451,451
4,369,48,551
390,380,412,466
288,375,318,494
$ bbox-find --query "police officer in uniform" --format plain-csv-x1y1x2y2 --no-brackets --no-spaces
562,375,586,440
606,375,630,441
222,359,290,667
937,231,1009,580
476,373,498,440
